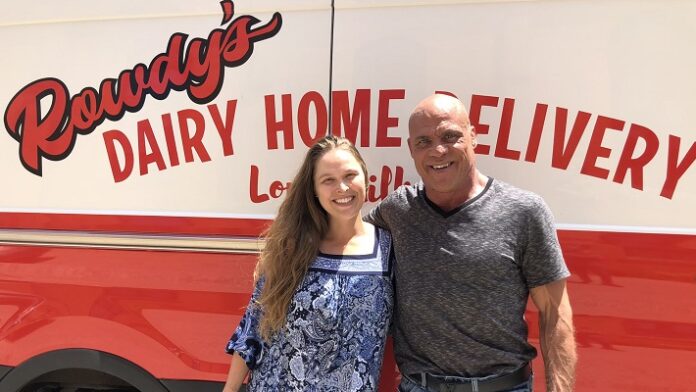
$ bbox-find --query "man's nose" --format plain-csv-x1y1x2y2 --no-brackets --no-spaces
430,143,447,156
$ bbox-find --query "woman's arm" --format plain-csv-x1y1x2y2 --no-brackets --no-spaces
222,352,250,392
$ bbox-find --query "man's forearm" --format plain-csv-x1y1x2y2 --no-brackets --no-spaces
531,280,577,392
539,309,577,391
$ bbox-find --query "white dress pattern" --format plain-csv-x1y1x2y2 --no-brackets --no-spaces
226,228,394,391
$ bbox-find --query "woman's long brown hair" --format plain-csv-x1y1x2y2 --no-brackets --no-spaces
254,135,368,341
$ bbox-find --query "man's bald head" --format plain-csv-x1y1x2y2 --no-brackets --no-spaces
408,94,472,137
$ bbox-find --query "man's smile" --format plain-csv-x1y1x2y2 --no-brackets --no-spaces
429,162,452,170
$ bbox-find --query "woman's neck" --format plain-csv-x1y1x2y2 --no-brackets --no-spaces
326,215,366,241
321,217,374,255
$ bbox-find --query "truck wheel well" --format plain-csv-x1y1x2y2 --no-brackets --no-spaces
0,349,169,392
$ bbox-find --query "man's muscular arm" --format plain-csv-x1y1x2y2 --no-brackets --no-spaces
530,278,576,392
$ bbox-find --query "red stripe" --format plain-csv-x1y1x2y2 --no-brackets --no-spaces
0,212,271,237
557,229,696,283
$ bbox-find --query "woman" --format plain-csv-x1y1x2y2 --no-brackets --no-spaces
223,136,393,392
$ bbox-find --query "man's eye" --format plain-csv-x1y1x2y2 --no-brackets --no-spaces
444,134,460,142
416,139,430,147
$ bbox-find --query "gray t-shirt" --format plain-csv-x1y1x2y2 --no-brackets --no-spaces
365,177,570,377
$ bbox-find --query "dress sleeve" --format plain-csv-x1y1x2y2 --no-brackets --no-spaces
225,277,266,369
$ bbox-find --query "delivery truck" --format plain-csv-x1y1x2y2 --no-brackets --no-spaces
1,0,694,390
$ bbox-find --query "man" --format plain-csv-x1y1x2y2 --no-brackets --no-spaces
366,94,576,392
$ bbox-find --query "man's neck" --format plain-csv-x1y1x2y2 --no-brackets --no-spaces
425,171,489,212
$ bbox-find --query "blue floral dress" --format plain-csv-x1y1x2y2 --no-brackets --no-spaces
226,228,393,391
